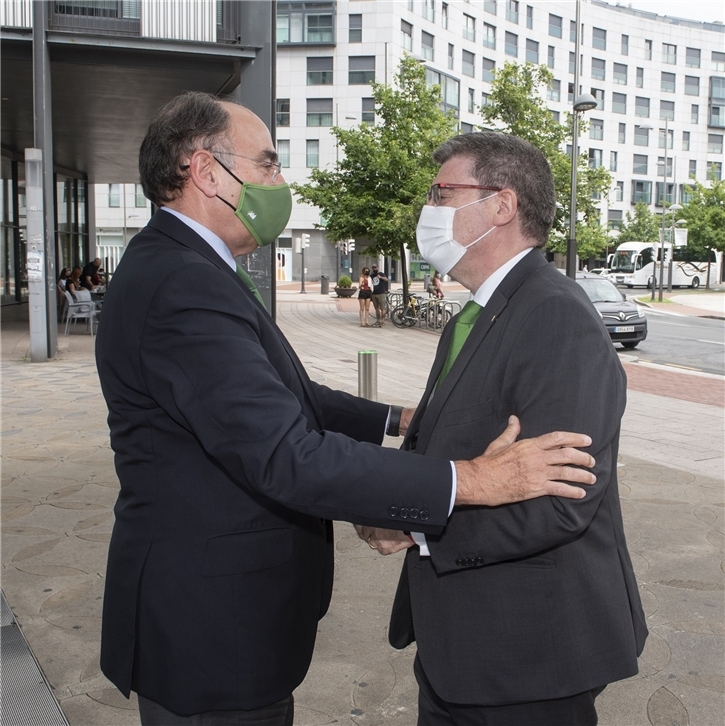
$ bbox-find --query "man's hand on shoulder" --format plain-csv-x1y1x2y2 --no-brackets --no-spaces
455,416,595,507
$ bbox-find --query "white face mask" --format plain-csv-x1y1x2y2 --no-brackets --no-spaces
416,194,499,276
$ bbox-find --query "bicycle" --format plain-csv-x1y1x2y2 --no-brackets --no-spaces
391,294,452,330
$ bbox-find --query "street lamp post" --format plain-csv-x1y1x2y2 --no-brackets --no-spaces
666,203,683,292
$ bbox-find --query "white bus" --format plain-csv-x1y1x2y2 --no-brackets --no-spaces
607,242,721,289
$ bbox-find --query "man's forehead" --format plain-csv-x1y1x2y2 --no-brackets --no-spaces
436,155,476,181
225,103,273,152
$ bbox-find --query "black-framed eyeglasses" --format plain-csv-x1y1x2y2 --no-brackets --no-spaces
426,183,502,207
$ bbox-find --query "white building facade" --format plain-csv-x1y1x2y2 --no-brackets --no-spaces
276,0,724,281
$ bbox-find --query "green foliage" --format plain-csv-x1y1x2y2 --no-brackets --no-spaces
679,178,725,255
337,275,353,288
479,61,611,259
616,202,661,244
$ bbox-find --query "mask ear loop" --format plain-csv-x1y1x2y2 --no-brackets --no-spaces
457,192,499,249
213,156,245,211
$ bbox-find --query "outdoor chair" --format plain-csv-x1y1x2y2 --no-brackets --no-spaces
63,290,99,336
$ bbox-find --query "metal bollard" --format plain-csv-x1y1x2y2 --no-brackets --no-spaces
358,350,378,401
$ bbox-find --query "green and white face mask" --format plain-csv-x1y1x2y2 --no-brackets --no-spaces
215,157,292,247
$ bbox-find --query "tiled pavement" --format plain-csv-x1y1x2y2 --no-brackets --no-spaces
1,292,723,726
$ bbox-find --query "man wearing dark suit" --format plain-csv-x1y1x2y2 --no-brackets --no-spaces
96,95,598,725
359,132,648,725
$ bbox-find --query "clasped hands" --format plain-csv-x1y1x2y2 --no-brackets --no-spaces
356,414,596,556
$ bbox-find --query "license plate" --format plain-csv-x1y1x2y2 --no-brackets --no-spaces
614,326,635,333
616,276,624,283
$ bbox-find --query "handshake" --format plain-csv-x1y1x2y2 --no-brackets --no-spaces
356,414,596,555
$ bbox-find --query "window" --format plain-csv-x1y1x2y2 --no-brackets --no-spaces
707,162,722,181
484,0,497,15
644,39,652,60
448,43,454,70
633,155,648,175
614,181,624,202
590,118,603,140
635,96,650,118
425,69,460,113
307,57,333,85
401,20,413,51
306,140,319,168
608,209,623,230
507,0,519,24
526,5,533,29
460,122,474,134
612,93,626,114
568,82,574,104
591,88,604,111
482,57,495,83
634,126,650,146
277,139,290,168
423,0,435,22
306,98,333,126
569,52,575,75
463,14,475,41
462,50,475,77
570,19,577,43
362,98,375,124
661,72,675,93
684,76,699,96
547,46,555,69
655,182,675,206
591,58,605,81
662,43,676,65
683,131,690,151
505,32,518,57
134,183,146,207
691,104,699,123
589,149,602,169
709,134,724,154
109,184,120,207
610,151,618,171
422,31,434,61
710,77,725,128
276,98,290,127
618,123,626,143
441,2,449,29
481,91,490,107
659,129,673,149
548,13,562,38
349,14,362,43
658,100,674,121
686,47,700,68
689,159,696,177
463,88,473,114
547,79,561,102
592,27,606,51
714,51,725,72
550,109,560,122
621,35,629,56
657,157,673,178
526,39,539,64
636,67,644,88
348,56,375,84
483,23,496,49
632,181,652,204
276,4,334,44
613,63,627,85
711,105,725,129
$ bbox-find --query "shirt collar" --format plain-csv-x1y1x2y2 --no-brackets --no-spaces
471,247,536,308
161,207,237,271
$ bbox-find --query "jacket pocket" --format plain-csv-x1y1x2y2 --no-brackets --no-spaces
201,527,293,577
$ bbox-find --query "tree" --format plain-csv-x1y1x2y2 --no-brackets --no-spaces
293,56,457,299
616,201,660,244
479,62,611,261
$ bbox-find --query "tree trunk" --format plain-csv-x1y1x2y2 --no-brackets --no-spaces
399,242,410,304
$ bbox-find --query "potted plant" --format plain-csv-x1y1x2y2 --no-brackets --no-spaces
334,275,357,298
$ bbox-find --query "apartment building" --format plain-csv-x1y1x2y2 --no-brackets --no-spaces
276,0,724,281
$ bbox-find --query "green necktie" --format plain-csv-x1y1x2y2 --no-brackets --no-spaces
437,300,482,385
236,264,266,310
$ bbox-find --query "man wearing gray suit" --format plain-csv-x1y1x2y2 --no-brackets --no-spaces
358,132,647,725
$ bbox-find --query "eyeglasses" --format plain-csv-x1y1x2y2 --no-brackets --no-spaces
211,151,282,181
426,183,502,207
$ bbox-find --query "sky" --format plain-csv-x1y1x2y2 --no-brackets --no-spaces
614,0,725,23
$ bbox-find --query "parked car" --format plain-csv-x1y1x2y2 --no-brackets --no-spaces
576,273,647,349
587,267,609,276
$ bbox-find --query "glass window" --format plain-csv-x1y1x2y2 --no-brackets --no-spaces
688,158,696,176
401,19,413,51
462,50,475,77
657,157,673,177
570,19,576,43
448,42,454,70
644,39,652,61
423,0,435,22
618,123,626,143
632,180,652,204
526,5,533,29
548,13,562,38
591,88,604,111
621,35,629,56
482,57,495,83
276,98,290,127
707,162,722,181
591,58,605,81
306,98,333,126
691,104,699,123
659,128,674,149
507,0,519,24
592,27,606,51
348,56,375,84
306,140,319,168
633,155,648,175
609,151,618,172
608,209,623,229
613,63,627,85
109,183,120,207
589,149,602,169
422,31,434,61
614,181,624,202
484,0,497,16
460,122,474,134
483,23,496,49
569,51,575,75
505,31,518,57
682,131,690,151
547,79,560,102
635,96,650,118
684,76,699,96
467,87,476,113
612,92,626,114
362,98,375,124
708,134,724,154
463,14,475,41
686,47,700,68
441,3,449,29
550,109,560,122
590,118,603,140
711,105,725,129
426,69,460,113
714,51,725,72
134,183,146,207
568,82,574,103
349,14,362,43
662,43,676,65
306,11,334,43
660,100,674,121
636,67,644,88
546,45,554,69
307,56,333,85
481,91,490,107
655,182,675,206
526,39,539,64
660,72,675,93
634,126,650,146
277,139,290,168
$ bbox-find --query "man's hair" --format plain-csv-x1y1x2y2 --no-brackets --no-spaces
139,92,234,207
432,132,556,247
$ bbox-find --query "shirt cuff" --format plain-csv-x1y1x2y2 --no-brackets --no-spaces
412,461,457,557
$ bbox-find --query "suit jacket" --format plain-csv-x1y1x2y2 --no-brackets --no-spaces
389,250,648,706
95,210,452,715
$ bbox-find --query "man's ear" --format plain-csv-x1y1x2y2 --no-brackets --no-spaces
492,189,518,226
186,150,221,200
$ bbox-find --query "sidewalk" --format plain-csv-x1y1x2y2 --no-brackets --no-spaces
1,297,723,726
634,287,725,320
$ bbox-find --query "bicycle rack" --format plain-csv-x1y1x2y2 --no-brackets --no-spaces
424,299,461,331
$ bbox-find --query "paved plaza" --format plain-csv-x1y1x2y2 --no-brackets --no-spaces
1,284,723,725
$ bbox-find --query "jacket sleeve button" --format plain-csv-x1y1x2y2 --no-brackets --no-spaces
400,508,409,519
419,510,429,521
455,558,464,566
475,557,484,565
389,507,398,517
409,508,419,519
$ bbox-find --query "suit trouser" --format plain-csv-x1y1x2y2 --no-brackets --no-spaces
137,694,293,726
415,655,604,726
